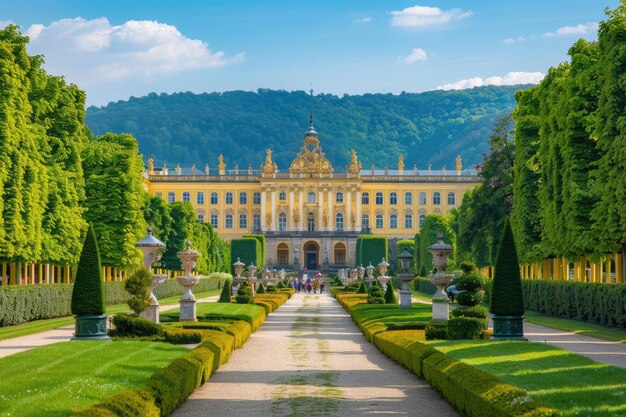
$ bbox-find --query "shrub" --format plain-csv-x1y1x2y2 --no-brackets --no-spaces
451,305,488,319
367,285,386,304
256,282,266,294
411,277,436,294
384,281,397,304
447,317,487,340
460,261,477,274
266,285,278,293
230,238,261,274
456,290,485,307
357,281,367,294
356,235,388,266
164,328,203,344
235,281,254,304
385,321,429,330
71,224,106,316
419,264,427,277
425,325,448,340
490,218,524,316
124,268,153,315
0,284,74,326
218,280,232,303
72,387,160,417
112,313,163,337
455,271,484,292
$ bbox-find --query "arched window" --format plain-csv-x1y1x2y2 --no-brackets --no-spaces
182,191,190,202
390,192,398,205
336,192,344,203
433,192,441,205
225,214,233,229
307,212,315,231
277,243,289,265
361,214,370,228
418,192,427,205
447,192,456,205
226,192,233,204
279,191,286,201
307,192,315,203
197,214,204,222
376,214,383,229
362,192,370,205
210,214,218,228
167,192,176,203
375,192,383,205
390,214,398,229
419,214,426,228
404,192,413,205
334,243,346,264
253,192,261,205
196,192,205,205
335,213,344,231
405,214,413,229
210,192,218,204
239,214,247,229
239,192,247,204
279,213,287,231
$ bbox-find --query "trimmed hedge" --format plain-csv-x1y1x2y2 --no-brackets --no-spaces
71,224,106,316
112,314,163,337
447,317,486,340
356,235,388,267
230,238,261,274
242,234,265,268
410,277,436,295
396,239,415,270
522,280,626,327
0,277,222,327
164,329,203,344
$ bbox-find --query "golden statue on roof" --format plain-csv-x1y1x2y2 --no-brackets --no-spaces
456,155,462,172
398,154,404,172
218,154,226,175
348,149,362,175
147,158,154,175
262,149,278,175
289,114,334,175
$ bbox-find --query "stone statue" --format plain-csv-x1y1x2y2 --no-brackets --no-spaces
265,213,272,227
263,149,278,175
322,209,328,228
293,205,300,225
351,209,356,228
398,154,404,172
456,155,462,172
147,158,154,174
218,154,226,174
175,164,182,175
348,149,362,175
161,162,167,176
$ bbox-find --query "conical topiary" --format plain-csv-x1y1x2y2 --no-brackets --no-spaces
357,280,367,294
257,282,266,294
71,224,106,316
218,280,232,303
384,281,397,304
419,264,427,277
490,218,526,340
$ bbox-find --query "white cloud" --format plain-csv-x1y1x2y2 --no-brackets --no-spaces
502,36,526,44
390,5,472,28
353,17,372,24
24,17,244,85
400,48,428,64
543,22,598,37
436,71,545,90
0,20,14,29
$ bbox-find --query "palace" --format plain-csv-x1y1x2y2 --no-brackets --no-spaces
144,116,480,271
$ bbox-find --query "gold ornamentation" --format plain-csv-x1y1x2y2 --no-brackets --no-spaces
351,209,356,228
293,205,300,225
348,149,362,175
265,213,272,227
147,158,154,175
218,154,226,174
289,129,333,175
398,154,404,172
456,155,462,172
262,149,278,175
322,209,328,228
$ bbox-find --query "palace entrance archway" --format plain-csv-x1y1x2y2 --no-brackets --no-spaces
304,241,319,271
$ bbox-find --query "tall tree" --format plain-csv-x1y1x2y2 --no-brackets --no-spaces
419,214,455,273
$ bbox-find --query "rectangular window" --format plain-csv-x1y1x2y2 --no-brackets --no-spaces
253,192,261,205
405,192,413,205
226,192,233,204
376,215,383,229
210,214,218,228
210,192,218,204
405,215,413,229
239,192,247,205
375,192,383,205
239,214,247,229
225,214,233,229
167,192,175,203
253,214,261,226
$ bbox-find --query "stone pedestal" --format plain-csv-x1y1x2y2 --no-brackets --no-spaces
179,300,197,322
400,289,412,308
73,315,111,341
432,301,450,322
141,304,161,324
491,315,527,340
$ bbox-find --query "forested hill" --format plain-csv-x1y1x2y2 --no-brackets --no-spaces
86,85,529,170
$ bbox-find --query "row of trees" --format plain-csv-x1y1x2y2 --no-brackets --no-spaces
0,26,230,274
453,4,626,270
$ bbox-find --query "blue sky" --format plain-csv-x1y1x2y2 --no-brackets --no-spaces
0,0,618,106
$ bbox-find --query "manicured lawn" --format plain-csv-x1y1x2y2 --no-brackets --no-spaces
0,290,220,341
525,310,626,343
429,339,626,417
161,302,266,331
0,341,188,417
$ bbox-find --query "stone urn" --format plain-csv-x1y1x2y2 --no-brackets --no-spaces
427,234,454,321
377,258,390,289
136,227,167,323
176,242,200,322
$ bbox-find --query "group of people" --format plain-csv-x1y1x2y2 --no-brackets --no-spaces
289,272,326,294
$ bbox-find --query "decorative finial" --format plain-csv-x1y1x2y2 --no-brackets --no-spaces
186,241,192,249
148,226,153,235
309,112,314,130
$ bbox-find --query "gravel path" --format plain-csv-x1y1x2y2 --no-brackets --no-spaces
172,292,458,417
0,295,219,358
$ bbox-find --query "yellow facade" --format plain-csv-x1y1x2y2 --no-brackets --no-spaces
145,118,480,269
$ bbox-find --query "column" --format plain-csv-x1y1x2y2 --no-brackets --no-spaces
554,259,562,280
616,253,624,284
318,190,323,231
16,262,22,285
299,190,304,231
289,190,295,231
38,264,43,284
356,191,362,232
271,190,277,231
31,263,36,284
606,257,612,283
327,190,333,231
346,190,352,231
261,190,267,232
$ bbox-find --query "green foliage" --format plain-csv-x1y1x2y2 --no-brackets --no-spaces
163,328,203,344
447,317,487,340
230,238,261,274
410,277,436,295
425,325,448,340
418,214,455,272
419,264,427,278
0,284,73,326
124,268,152,315
242,234,265,268
384,281,397,304
256,282,265,294
396,239,415,271
522,280,626,326
357,281,367,294
356,235,388,267
72,387,160,417
235,281,254,304
71,224,106,316
111,313,163,337
218,280,232,303
459,261,476,274
367,283,386,304
454,270,486,307
86,86,524,172
143,195,173,247
451,305,488,319
161,202,194,271
490,219,524,316
455,291,485,307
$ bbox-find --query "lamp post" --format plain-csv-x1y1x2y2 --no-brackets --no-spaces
176,242,200,321
398,250,414,308
377,258,390,289
136,227,167,323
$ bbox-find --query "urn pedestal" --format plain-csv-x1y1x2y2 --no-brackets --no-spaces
73,315,111,341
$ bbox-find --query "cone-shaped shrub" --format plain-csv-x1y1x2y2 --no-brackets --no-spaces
124,267,152,315
490,218,524,316
71,224,106,316
256,282,266,294
419,265,427,277
218,280,232,303
384,281,397,304
357,281,367,294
